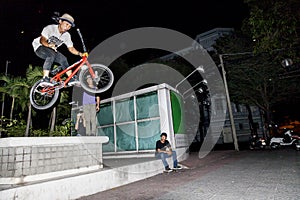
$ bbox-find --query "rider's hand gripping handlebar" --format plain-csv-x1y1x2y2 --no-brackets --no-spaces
82,52,89,57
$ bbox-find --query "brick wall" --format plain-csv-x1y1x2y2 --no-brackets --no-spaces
0,137,109,184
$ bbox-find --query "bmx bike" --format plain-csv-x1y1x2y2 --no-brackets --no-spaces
29,28,114,110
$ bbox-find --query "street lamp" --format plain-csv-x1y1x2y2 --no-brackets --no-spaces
279,58,300,79
182,79,207,98
281,58,293,68
175,65,204,90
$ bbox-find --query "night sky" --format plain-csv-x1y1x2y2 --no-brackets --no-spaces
0,0,249,76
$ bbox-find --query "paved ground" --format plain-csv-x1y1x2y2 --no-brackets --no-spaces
78,148,300,200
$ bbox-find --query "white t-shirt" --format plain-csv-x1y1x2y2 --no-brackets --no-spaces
32,24,73,52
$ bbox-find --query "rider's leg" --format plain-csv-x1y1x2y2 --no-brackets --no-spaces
54,52,78,85
54,52,69,73
35,46,56,78
54,52,76,77
43,69,50,78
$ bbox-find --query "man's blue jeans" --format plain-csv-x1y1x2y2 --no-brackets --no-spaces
156,151,178,168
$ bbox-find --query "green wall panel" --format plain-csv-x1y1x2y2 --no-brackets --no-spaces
115,98,134,123
136,92,159,119
137,119,160,150
98,102,113,126
170,91,185,134
98,126,115,152
116,124,136,151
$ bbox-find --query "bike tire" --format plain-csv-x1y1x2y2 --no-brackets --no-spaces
79,63,114,94
29,80,60,110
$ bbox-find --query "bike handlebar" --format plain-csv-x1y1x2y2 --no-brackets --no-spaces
76,28,87,53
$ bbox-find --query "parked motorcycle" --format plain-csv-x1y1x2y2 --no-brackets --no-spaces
295,140,300,151
249,134,267,150
269,129,300,150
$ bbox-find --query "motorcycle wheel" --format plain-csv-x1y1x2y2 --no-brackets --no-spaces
270,143,280,149
260,145,266,149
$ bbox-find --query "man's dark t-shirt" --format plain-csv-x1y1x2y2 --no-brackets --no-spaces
156,140,171,151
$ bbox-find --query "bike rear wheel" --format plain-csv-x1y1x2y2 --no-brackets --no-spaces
79,63,114,93
29,80,60,110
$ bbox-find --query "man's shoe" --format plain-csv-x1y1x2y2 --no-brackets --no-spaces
173,165,182,170
40,76,54,86
68,75,80,86
164,166,173,172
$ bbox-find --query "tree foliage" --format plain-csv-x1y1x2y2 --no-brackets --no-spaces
244,0,299,56
212,0,300,125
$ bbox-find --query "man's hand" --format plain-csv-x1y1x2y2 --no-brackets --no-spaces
48,43,57,52
166,147,172,155
79,52,89,57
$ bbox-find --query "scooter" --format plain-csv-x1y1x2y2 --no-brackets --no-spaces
269,129,300,150
295,140,300,151
249,134,267,150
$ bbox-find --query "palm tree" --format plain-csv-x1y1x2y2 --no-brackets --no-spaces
0,75,23,120
0,75,11,116
27,65,72,135
49,89,72,133
1,64,75,137
25,65,43,136
0,73,36,136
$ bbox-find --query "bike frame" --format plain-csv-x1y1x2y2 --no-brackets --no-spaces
30,28,114,110
50,55,95,88
49,28,96,89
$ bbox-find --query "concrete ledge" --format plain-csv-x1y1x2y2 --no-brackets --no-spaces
0,137,189,200
0,165,102,185
0,153,188,200
0,136,109,147
0,137,109,185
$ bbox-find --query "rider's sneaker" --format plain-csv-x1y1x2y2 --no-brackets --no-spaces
40,76,54,86
68,75,80,86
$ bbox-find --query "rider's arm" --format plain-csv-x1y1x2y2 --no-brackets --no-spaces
40,36,56,50
68,46,83,57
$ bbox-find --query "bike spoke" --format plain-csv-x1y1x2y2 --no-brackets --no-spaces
79,63,114,94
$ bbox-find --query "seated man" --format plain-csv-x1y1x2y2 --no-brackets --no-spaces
155,132,182,172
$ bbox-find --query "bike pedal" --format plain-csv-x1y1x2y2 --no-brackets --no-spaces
39,82,54,87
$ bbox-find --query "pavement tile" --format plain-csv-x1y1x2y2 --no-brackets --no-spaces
78,149,300,200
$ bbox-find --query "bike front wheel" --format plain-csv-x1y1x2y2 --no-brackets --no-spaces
79,63,114,93
29,80,60,110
